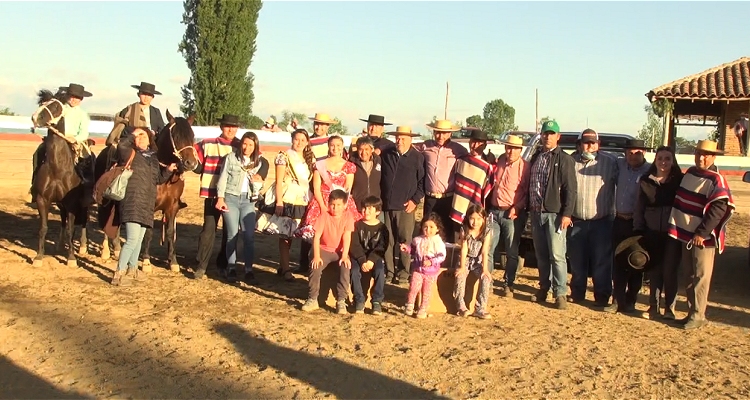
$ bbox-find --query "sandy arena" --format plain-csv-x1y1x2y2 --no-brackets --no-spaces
1,139,749,399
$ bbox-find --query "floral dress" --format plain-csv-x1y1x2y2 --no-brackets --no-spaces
295,159,362,240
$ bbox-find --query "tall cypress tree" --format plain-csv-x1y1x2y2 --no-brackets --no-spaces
179,0,262,126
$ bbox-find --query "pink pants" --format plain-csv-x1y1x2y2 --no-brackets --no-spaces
406,271,437,311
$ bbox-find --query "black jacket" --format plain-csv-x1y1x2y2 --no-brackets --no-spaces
349,220,389,265
528,146,577,217
380,146,425,211
349,153,382,212
117,135,172,227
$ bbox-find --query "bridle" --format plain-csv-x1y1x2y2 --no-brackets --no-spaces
31,98,66,138
159,121,199,170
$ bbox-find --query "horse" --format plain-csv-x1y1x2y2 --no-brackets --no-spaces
95,110,197,272
30,89,97,268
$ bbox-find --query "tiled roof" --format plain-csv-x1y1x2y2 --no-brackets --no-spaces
646,57,750,101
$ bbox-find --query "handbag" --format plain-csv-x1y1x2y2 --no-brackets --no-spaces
100,150,135,202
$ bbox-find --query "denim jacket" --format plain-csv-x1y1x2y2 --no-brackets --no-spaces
216,152,270,199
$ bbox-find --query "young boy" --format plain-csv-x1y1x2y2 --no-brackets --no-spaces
301,189,356,314
349,196,389,315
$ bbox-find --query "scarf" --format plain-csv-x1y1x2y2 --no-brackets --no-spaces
667,166,735,253
450,155,494,224
106,103,149,145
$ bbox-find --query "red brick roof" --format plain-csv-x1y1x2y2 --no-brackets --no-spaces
647,57,750,101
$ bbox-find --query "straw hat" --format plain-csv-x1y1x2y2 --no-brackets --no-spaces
386,126,420,137
694,139,724,154
500,135,524,148
265,117,275,125
426,119,460,132
309,113,335,124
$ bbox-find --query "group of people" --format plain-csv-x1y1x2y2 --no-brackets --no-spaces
27,81,736,330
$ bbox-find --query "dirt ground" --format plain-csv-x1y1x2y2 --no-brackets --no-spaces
1,140,750,399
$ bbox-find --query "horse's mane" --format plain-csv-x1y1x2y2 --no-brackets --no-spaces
155,115,196,166
36,88,70,106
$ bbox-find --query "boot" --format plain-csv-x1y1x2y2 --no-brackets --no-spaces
126,267,146,282
111,269,130,286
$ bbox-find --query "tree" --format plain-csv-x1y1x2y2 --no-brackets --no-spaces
637,104,665,148
465,115,484,129
277,110,311,130
328,117,349,136
244,115,265,130
482,99,518,138
178,0,262,126
0,107,16,116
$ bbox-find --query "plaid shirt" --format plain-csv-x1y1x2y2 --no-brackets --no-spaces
572,152,618,220
529,149,555,212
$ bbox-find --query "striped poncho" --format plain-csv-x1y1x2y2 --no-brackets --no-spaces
194,136,240,198
667,166,735,254
309,136,330,161
450,155,494,224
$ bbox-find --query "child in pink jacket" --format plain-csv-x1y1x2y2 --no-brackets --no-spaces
400,213,447,319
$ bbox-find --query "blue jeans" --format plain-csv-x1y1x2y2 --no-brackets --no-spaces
530,212,569,297
487,208,527,282
567,216,614,303
350,258,385,304
223,194,256,272
118,222,147,271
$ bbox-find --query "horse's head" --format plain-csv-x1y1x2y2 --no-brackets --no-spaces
156,109,198,172
32,88,69,128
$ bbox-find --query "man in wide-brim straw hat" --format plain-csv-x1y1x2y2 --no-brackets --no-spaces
415,119,468,243
664,139,734,330
380,125,425,284
106,82,166,147
483,133,530,297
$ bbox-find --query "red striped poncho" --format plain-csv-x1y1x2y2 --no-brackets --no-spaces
450,155,494,224
667,166,735,254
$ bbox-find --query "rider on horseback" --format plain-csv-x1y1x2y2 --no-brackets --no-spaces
30,83,96,199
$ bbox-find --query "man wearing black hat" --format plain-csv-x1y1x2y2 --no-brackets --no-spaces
607,139,652,314
30,83,95,199
193,114,242,281
106,82,166,146
358,114,394,154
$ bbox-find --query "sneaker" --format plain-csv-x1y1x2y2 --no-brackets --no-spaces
554,296,567,310
110,270,128,286
354,302,365,314
336,300,348,315
404,303,415,316
530,290,548,303
416,309,428,319
683,318,708,330
457,308,470,317
663,308,676,321
372,302,382,315
193,267,207,280
603,302,619,313
244,271,258,285
301,299,319,312
647,306,660,320
472,310,492,320
502,285,514,298
226,269,238,283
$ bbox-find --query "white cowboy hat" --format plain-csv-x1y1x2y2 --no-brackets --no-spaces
426,119,460,132
309,113,335,125
694,139,724,155
499,135,524,148
386,125,420,137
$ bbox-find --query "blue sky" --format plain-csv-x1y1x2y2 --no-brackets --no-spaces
0,1,745,139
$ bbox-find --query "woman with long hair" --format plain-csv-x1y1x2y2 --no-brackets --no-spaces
633,145,684,320
295,135,362,241
215,131,270,285
257,129,315,281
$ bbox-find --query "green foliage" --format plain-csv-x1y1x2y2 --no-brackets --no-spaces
243,115,265,130
329,117,349,136
637,104,665,148
178,0,262,126
708,128,720,141
465,115,483,129
0,107,15,116
277,110,312,130
482,99,518,137
651,99,674,119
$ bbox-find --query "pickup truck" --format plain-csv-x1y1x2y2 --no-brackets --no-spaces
495,131,637,270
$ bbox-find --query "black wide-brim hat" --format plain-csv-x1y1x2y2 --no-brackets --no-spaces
359,114,392,126
131,81,162,96
63,83,92,98
465,127,489,141
217,114,240,126
623,139,653,151
615,235,650,271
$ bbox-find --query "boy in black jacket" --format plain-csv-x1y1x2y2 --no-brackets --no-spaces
350,196,389,315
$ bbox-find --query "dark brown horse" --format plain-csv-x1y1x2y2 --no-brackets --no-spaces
31,89,96,268
95,111,197,272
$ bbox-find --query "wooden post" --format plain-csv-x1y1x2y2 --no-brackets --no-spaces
444,82,449,120
662,103,672,148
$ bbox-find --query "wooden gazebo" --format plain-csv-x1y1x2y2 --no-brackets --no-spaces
645,56,750,156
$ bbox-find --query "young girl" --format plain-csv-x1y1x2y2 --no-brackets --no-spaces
454,204,493,319
400,213,447,319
